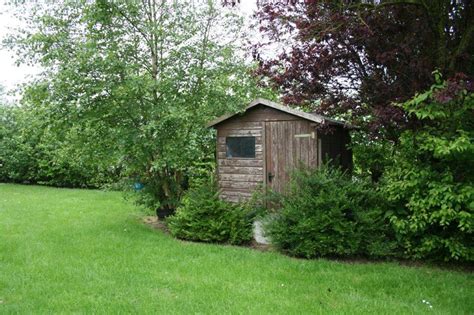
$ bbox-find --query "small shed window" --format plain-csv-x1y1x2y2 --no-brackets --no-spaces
226,136,256,158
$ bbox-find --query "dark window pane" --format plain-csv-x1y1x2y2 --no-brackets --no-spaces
226,137,256,158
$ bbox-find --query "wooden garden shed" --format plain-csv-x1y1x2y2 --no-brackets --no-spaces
207,98,353,202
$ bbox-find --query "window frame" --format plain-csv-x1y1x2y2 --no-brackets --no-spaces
225,136,256,159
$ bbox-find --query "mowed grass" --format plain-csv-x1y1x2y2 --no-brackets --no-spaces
0,184,472,314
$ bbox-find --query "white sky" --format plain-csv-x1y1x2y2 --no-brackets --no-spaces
0,0,257,99
0,0,42,97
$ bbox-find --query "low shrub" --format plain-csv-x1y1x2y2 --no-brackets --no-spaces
167,177,253,245
265,165,399,259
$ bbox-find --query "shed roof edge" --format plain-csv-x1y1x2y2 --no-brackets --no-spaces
206,98,352,128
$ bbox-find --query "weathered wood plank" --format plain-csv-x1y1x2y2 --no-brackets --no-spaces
218,106,300,125
219,173,264,182
217,136,262,145
309,130,317,167
218,129,262,137
218,151,263,159
262,120,267,190
271,121,280,192
218,159,264,167
287,121,294,175
219,166,263,175
220,194,249,203
265,122,271,187
218,121,263,129
217,144,263,153
219,181,262,189
232,106,300,122
220,188,254,195
236,115,299,123
220,189,254,202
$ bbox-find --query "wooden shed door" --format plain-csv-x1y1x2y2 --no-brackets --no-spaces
265,121,317,193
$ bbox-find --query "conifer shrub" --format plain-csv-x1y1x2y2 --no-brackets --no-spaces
167,177,253,245
265,165,399,259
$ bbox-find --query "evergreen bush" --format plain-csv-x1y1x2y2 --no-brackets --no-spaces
265,165,399,259
167,177,253,245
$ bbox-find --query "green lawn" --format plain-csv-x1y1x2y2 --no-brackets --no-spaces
0,184,472,314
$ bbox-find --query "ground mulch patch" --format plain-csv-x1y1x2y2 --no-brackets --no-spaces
142,215,272,251
143,216,169,233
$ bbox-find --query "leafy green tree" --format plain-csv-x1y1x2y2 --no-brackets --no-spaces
0,106,31,182
383,73,473,261
0,85,6,102
6,0,273,209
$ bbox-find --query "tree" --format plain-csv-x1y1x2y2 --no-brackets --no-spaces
253,0,473,138
383,73,473,261
6,0,274,210
0,85,6,102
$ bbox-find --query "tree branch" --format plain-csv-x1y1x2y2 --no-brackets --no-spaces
109,2,151,46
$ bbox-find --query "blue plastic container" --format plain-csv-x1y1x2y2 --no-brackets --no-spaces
133,182,144,191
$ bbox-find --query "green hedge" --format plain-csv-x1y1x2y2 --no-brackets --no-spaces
0,106,118,188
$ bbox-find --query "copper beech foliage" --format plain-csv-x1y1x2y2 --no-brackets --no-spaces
252,0,474,139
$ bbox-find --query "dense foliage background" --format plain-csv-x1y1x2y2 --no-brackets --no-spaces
0,0,472,262
1,0,274,208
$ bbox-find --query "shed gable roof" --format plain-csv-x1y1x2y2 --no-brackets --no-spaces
207,98,351,128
